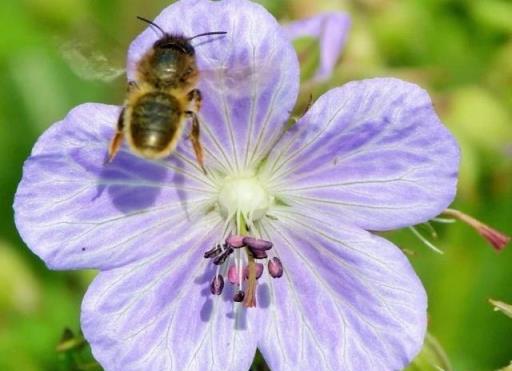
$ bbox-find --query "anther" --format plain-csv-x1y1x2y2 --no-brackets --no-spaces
243,237,273,251
268,257,283,278
213,246,234,265
227,264,239,284
244,263,264,280
248,249,268,259
204,244,223,258
210,274,224,295
226,235,245,248
233,290,245,302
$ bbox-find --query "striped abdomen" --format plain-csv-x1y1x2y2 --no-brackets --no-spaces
129,91,184,158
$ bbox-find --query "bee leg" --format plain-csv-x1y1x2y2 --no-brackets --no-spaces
107,108,125,164
186,112,207,174
185,89,206,174
186,89,202,111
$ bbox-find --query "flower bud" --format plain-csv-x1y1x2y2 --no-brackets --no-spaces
268,257,283,278
443,209,510,251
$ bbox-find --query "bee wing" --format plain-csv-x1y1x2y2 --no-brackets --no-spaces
199,64,274,96
59,39,126,82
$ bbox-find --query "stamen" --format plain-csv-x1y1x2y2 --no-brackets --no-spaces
204,244,222,258
233,290,245,302
210,206,277,304
206,167,280,302
210,274,224,295
243,237,272,251
268,257,283,278
409,226,444,254
236,248,243,286
226,234,245,248
248,249,268,259
213,246,234,265
227,264,239,284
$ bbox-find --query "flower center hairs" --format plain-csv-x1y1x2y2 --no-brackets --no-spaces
218,172,273,221
206,171,282,307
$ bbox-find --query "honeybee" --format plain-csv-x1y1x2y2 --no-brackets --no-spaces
107,16,227,173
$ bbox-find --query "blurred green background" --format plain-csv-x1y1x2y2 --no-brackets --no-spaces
1,0,511,370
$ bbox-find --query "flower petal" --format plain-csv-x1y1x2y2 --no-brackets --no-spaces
14,103,215,270
127,0,300,171
257,211,427,370
82,217,263,371
265,78,459,231
283,12,351,81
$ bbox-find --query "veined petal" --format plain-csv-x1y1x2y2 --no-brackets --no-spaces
14,103,215,270
265,78,459,231
283,12,351,81
257,211,427,370
127,0,299,172
82,216,263,371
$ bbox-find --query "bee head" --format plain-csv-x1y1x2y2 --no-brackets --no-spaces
148,35,195,84
154,36,195,56
136,16,226,86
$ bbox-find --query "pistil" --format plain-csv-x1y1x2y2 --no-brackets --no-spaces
244,255,258,307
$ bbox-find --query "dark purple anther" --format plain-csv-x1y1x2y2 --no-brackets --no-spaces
243,237,272,251
244,263,264,280
226,234,245,248
210,274,224,295
213,246,234,265
204,244,222,259
248,249,268,259
268,257,283,278
233,290,245,302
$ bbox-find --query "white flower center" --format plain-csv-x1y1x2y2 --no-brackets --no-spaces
218,172,273,221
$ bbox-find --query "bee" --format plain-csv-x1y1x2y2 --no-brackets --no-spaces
107,16,227,173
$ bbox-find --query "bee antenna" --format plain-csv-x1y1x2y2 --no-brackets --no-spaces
188,31,227,41
136,16,166,36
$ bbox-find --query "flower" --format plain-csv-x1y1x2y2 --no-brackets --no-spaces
283,11,351,81
14,0,459,370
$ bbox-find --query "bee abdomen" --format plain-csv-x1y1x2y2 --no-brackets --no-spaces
129,92,183,156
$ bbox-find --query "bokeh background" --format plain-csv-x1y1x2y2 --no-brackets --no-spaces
1,0,511,370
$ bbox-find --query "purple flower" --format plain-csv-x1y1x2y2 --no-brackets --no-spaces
283,12,351,81
14,0,459,370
